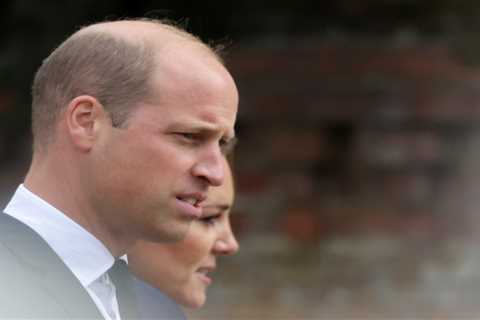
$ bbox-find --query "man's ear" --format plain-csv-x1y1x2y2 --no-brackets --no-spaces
65,95,107,152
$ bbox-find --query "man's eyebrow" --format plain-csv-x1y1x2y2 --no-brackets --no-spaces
176,124,236,140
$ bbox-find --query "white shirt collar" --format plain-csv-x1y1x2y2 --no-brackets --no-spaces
3,184,114,287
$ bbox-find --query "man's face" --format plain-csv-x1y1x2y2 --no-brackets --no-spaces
89,44,238,244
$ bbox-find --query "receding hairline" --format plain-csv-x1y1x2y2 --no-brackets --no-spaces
75,19,219,61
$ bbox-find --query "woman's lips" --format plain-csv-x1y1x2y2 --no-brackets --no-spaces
196,266,215,285
196,271,212,285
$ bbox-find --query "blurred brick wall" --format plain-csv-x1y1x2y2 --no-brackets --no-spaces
227,37,480,245
185,37,480,319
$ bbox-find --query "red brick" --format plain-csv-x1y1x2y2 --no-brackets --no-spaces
279,207,322,243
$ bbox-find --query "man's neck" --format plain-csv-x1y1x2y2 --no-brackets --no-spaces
24,158,129,258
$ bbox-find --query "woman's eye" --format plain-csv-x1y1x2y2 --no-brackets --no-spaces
219,139,229,153
220,138,236,155
200,214,220,226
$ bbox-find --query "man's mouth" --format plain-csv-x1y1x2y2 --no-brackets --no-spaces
174,193,206,219
177,196,201,207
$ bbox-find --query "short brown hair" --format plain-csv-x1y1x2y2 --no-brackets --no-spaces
31,30,153,151
30,19,225,152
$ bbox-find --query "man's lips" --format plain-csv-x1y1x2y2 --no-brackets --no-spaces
175,193,207,219
177,192,207,205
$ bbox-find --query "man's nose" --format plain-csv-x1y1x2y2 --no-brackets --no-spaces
191,148,225,186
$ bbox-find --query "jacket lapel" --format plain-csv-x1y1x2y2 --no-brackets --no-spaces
0,214,103,319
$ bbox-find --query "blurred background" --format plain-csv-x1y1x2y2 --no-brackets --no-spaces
3,0,480,318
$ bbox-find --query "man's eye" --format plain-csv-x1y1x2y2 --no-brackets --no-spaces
182,133,194,139
176,132,197,141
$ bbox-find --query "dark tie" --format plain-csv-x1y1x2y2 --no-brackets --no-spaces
108,259,140,319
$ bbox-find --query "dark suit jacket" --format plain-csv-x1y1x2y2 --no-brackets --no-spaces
0,213,103,319
132,276,187,320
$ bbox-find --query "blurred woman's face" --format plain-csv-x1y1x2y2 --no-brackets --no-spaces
128,164,239,308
